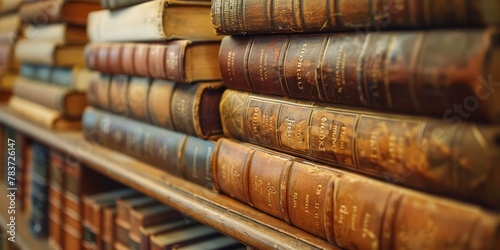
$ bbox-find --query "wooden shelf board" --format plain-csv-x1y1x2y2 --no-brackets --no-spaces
0,106,340,250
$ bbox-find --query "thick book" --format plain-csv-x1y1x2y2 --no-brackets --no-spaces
14,40,85,67
82,189,139,249
129,204,183,250
213,138,500,248
219,89,500,208
82,107,216,189
23,23,88,44
219,28,500,121
13,77,88,117
20,64,97,91
20,0,101,26
0,0,21,14
8,96,82,130
211,0,500,35
84,40,221,83
87,0,220,42
87,75,224,138
0,13,20,43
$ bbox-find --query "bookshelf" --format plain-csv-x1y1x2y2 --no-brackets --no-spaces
0,106,340,250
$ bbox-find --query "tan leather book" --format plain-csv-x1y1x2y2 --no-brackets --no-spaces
219,89,500,208
0,71,17,102
211,0,500,35
0,13,20,43
86,73,110,110
87,0,220,42
23,24,88,45
85,41,221,83
8,96,82,130
150,225,219,250
15,39,85,67
13,77,87,118
20,0,101,26
213,138,500,248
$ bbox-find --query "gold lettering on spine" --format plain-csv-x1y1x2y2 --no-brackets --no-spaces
369,130,380,161
338,204,349,224
296,43,308,90
226,51,235,80
252,107,260,138
285,116,296,143
318,117,327,151
266,182,277,207
174,99,187,116
223,0,238,31
205,147,212,181
304,194,310,213
388,135,405,164
191,146,199,178
258,49,268,82
335,45,347,93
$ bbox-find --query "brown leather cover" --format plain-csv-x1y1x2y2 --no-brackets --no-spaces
97,74,111,110
127,77,151,122
212,0,500,34
49,151,66,250
147,80,177,130
108,75,129,116
0,44,14,71
20,0,101,26
219,28,500,121
213,138,500,247
82,107,217,188
13,77,87,117
84,40,221,83
219,89,500,208
102,207,116,250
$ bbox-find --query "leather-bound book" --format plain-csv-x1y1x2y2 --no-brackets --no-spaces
0,13,20,43
20,0,101,26
114,196,157,249
14,40,85,67
219,28,500,121
48,151,66,250
94,76,224,139
13,77,87,118
84,41,221,83
82,107,216,189
219,89,500,208
213,138,500,248
20,64,97,91
8,96,82,130
139,219,197,250
0,71,17,102
129,204,183,250
82,189,139,250
102,206,117,250
150,225,219,250
0,43,16,72
0,0,21,14
22,24,88,45
211,0,500,35
87,0,219,42
28,142,50,239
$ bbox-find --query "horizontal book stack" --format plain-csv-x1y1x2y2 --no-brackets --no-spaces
211,0,500,249
82,0,225,189
0,0,21,102
7,0,100,130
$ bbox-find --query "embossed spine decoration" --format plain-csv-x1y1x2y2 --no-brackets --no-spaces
211,0,500,34
219,89,500,208
213,138,500,248
219,29,500,121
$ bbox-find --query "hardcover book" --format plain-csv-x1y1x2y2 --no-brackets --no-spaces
20,64,97,91
15,40,85,67
87,0,220,42
219,89,500,208
23,23,88,44
20,0,101,26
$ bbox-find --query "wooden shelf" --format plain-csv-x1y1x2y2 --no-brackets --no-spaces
0,183,52,250
0,106,340,250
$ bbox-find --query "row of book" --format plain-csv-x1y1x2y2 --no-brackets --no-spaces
0,125,245,250
1,0,500,249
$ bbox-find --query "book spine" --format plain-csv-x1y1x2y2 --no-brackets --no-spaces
20,0,62,25
85,41,190,83
29,142,50,239
126,77,151,122
49,151,65,250
219,29,500,121
82,107,216,188
219,89,500,208
211,0,500,35
213,138,500,248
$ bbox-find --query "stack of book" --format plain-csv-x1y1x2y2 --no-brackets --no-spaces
7,0,100,130
82,0,225,189
0,0,21,102
210,0,500,249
